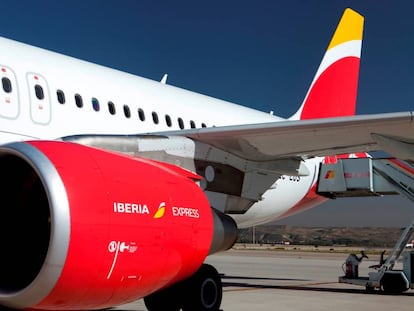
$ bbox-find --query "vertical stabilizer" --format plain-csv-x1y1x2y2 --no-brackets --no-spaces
290,8,364,120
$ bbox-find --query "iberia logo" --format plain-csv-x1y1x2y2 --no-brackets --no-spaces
324,170,335,179
153,202,166,219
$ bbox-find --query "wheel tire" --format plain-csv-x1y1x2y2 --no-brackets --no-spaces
144,283,183,311
380,272,409,294
182,264,222,311
381,281,405,294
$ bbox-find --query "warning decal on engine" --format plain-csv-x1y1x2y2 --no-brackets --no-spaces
106,240,138,280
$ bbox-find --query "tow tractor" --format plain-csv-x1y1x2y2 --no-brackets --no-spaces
317,158,414,293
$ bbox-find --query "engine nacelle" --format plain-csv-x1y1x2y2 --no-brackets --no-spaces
0,141,217,310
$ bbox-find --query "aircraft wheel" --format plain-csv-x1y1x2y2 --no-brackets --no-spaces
144,283,183,311
182,264,222,311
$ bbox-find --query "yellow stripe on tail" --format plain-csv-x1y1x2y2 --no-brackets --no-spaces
328,8,364,50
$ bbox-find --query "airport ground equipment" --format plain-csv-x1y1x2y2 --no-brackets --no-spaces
317,158,414,293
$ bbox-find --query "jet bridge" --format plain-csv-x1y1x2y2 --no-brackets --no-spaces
317,157,414,293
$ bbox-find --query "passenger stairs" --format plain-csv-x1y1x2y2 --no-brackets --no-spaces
317,158,414,293
316,158,414,199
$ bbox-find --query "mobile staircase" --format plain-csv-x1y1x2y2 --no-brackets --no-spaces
317,158,414,293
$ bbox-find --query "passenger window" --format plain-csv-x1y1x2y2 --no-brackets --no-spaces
92,97,100,111
34,85,44,100
56,90,65,104
75,94,83,108
138,108,145,121
201,123,207,128
165,115,172,127
0,66,19,119
178,118,184,129
123,105,131,118
152,112,159,124
108,101,116,115
190,120,196,128
27,73,51,124
2,77,12,93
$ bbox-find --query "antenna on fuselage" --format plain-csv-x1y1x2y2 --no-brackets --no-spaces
160,74,168,84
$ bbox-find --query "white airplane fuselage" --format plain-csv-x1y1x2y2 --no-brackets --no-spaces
0,37,325,228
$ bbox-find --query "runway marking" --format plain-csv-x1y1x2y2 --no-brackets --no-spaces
300,282,338,287
224,288,264,293
223,281,338,293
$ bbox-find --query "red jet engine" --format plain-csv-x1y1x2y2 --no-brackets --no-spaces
0,141,235,310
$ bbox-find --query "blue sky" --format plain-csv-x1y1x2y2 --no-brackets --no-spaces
1,1,414,226
2,1,413,118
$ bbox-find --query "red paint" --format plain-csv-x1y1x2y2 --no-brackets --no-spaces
324,153,369,164
278,182,327,219
388,158,414,176
344,172,370,178
300,57,360,120
26,141,213,310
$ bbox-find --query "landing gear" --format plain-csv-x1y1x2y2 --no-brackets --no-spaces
182,264,222,311
144,263,222,311
143,282,183,311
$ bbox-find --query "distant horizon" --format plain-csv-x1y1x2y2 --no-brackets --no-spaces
274,196,413,228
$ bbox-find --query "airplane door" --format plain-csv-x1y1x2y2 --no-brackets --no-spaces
27,73,51,124
0,66,19,119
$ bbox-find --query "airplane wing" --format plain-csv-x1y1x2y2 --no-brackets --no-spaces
155,111,414,161
65,111,414,168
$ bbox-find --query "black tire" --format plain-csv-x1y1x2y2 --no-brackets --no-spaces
381,282,406,294
380,272,409,294
144,283,183,311
182,264,222,311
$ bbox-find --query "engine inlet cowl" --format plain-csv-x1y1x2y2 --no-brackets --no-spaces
0,141,214,310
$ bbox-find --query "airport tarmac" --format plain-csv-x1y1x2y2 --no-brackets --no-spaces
114,249,414,311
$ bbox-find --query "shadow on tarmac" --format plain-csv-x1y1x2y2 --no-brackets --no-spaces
221,274,414,296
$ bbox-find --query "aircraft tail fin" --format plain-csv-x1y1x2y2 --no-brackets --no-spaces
290,8,364,120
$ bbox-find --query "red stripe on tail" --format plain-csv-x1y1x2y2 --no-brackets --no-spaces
300,56,360,120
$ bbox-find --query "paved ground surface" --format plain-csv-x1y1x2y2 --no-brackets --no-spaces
114,249,414,311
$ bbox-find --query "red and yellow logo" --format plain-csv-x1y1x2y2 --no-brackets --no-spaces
324,170,335,179
153,202,166,219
